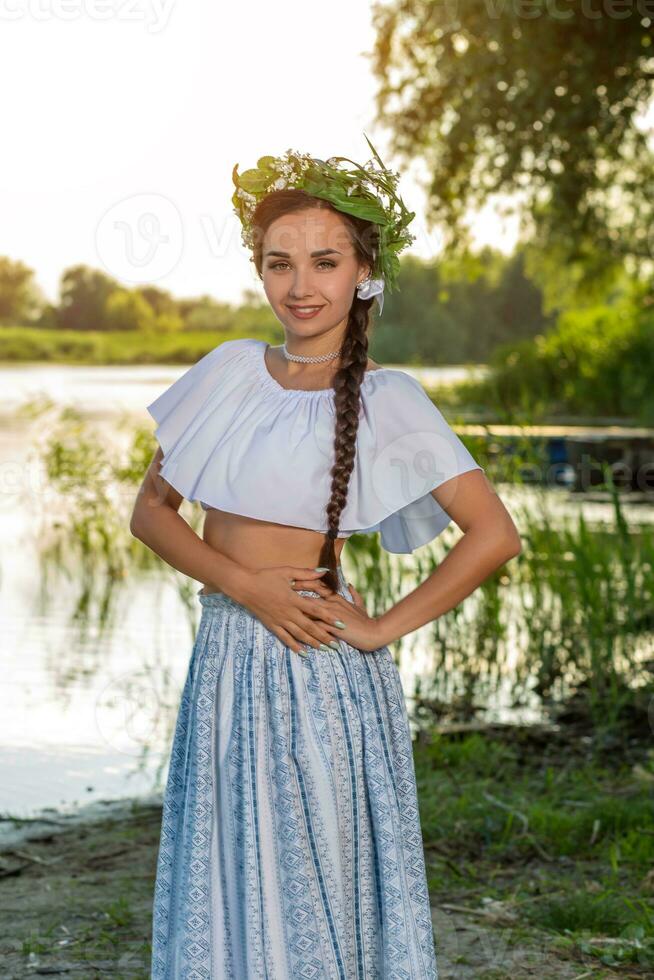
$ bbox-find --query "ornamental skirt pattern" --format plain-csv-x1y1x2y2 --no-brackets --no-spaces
150,565,439,979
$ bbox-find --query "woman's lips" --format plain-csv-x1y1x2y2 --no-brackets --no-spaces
286,305,324,319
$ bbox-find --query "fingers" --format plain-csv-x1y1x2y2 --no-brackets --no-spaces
290,577,335,595
282,609,345,650
275,624,308,657
275,621,341,658
297,615,342,648
289,578,324,593
295,595,350,625
291,621,341,653
295,575,362,614
347,583,365,608
287,566,330,581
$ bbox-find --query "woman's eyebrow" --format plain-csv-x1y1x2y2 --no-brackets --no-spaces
264,248,343,258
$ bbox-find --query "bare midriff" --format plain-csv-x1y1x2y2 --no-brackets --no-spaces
199,507,349,595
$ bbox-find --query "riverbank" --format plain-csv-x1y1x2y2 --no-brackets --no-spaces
0,796,160,978
1,728,652,978
0,326,248,365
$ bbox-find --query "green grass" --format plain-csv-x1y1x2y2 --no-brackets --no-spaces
416,730,654,968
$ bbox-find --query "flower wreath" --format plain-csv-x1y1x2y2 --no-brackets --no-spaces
231,132,416,307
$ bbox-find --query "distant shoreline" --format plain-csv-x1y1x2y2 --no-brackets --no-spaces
0,326,485,373
0,326,252,365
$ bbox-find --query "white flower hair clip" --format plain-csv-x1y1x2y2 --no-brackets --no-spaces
356,276,385,316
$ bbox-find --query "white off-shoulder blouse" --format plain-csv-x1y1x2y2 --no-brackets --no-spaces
146,337,483,553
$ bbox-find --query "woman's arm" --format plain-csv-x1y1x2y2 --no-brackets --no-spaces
129,447,251,601
374,469,521,647
130,448,355,655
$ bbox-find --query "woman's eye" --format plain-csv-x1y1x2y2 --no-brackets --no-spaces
269,261,336,271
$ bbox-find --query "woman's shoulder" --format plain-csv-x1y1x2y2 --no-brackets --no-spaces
363,360,428,398
173,337,258,377
146,338,257,441
362,364,469,444
207,336,257,359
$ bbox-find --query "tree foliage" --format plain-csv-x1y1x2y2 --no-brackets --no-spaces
372,246,552,363
370,1,654,284
58,265,119,331
467,279,654,422
0,257,46,325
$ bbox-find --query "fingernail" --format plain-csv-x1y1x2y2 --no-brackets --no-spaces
319,643,331,652
329,640,339,650
334,620,346,629
314,566,329,572
297,647,309,658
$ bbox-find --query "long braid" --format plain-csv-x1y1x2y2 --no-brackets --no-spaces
248,187,379,592
317,297,371,592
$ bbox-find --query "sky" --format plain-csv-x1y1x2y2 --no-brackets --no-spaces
1,0,518,308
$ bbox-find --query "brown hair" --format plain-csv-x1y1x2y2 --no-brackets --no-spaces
250,188,379,592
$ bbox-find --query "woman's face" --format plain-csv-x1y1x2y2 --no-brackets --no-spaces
261,207,371,339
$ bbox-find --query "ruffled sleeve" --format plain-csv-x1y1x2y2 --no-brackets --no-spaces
145,338,251,508
356,370,484,553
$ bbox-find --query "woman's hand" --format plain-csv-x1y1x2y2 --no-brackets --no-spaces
289,572,385,654
235,565,372,656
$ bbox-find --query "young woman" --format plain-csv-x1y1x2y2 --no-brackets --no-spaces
132,144,521,979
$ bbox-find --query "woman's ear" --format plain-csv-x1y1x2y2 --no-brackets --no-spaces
357,261,372,285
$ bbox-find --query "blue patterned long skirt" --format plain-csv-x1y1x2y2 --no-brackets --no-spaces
150,565,439,979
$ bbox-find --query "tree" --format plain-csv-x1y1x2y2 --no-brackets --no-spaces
370,1,654,288
58,265,119,331
180,295,233,331
372,248,550,364
138,285,178,318
104,289,156,332
0,256,45,325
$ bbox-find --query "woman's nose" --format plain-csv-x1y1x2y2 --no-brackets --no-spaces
288,271,316,299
